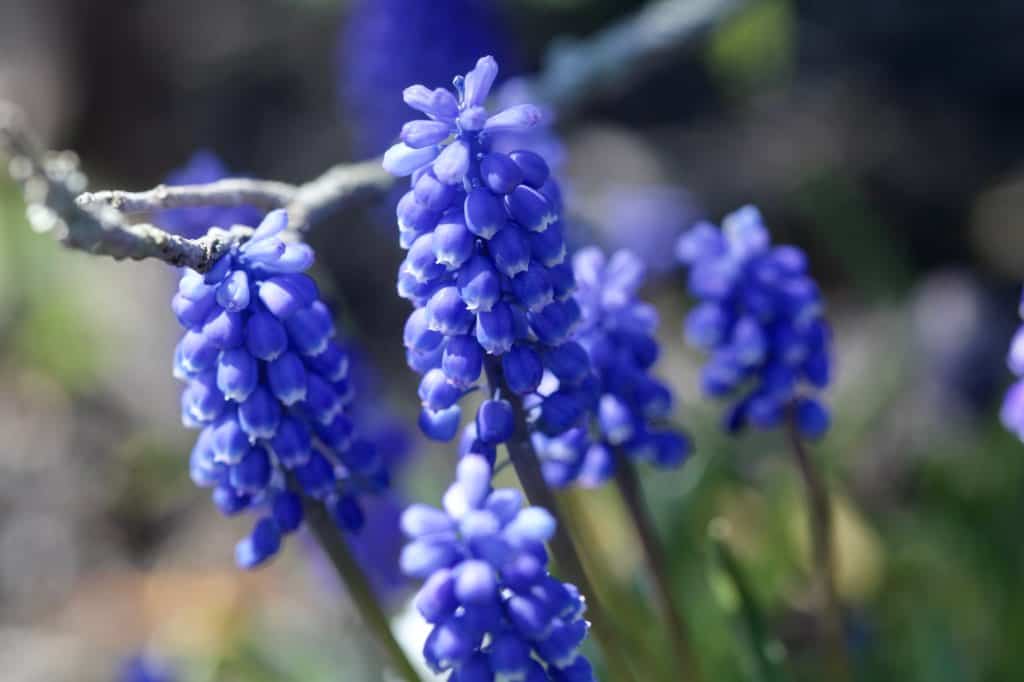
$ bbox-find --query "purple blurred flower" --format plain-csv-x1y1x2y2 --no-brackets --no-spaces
337,0,519,157
587,185,700,274
117,654,175,682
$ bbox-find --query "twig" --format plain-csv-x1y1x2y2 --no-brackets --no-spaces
482,357,641,682
613,450,703,681
785,405,851,682
286,158,394,231
75,157,393,232
0,103,245,272
1,100,390,268
76,178,296,214
530,0,749,119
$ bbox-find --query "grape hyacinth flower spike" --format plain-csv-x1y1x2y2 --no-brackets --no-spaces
401,454,594,681
532,247,692,488
386,55,638,682
678,206,849,679
676,205,832,437
385,55,592,447
173,209,386,569
528,246,702,679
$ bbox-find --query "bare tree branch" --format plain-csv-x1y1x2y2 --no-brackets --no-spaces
1,0,747,270
76,178,296,214
73,157,393,232
0,103,246,272
285,158,394,231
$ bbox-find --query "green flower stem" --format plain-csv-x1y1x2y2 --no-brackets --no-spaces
786,405,851,682
484,357,641,682
612,450,703,681
708,519,791,682
301,491,421,682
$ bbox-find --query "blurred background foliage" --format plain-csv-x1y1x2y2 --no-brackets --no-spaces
1,0,1024,680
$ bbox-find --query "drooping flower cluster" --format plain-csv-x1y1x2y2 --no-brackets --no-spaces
174,210,387,568
676,206,832,437
532,248,692,487
1000,290,1024,440
337,0,519,156
400,455,594,681
157,151,264,239
385,56,595,448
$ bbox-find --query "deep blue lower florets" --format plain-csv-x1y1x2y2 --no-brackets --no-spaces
676,206,832,437
174,210,388,568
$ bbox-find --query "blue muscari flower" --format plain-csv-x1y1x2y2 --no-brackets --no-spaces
529,247,692,487
385,56,594,446
174,210,388,569
1001,289,1024,440
117,654,175,682
157,151,264,239
401,455,593,680
337,0,518,157
676,206,832,437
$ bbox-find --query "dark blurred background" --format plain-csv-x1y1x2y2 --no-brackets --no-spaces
2,0,1024,680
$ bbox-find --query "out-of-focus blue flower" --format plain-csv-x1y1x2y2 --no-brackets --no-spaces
1001,289,1024,440
174,210,390,569
385,56,595,447
532,247,691,487
349,493,410,602
337,0,519,157
117,654,175,682
912,270,1011,417
338,341,418,602
677,206,832,437
400,455,593,680
157,151,264,239
586,185,699,274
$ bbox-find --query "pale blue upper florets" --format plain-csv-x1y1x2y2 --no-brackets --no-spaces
677,206,832,437
385,56,592,448
173,210,387,568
